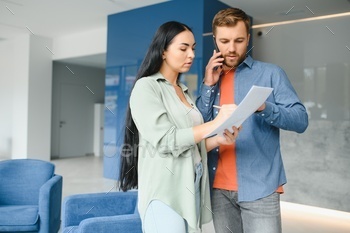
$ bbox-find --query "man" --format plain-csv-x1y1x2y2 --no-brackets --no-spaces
196,7,308,233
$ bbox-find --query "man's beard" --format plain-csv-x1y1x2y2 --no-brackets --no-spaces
223,52,246,69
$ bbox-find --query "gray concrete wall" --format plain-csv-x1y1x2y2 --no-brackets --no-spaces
253,16,350,212
281,121,350,212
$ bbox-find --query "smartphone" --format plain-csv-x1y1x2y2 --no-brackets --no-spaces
212,36,221,54
212,36,223,70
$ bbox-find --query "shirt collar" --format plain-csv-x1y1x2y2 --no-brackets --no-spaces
237,55,253,70
155,72,189,92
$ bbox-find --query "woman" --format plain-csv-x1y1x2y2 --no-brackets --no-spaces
120,21,239,233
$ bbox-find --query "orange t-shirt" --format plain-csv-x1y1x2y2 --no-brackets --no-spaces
213,69,284,193
213,69,238,191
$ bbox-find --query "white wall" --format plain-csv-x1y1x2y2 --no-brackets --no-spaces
0,40,14,158
53,27,107,60
0,26,106,161
252,15,350,211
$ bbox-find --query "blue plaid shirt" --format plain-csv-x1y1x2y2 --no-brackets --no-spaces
196,55,308,202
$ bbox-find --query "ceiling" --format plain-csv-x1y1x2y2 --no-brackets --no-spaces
1,0,349,68
220,0,350,25
0,0,168,39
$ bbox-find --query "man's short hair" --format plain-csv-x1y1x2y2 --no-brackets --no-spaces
212,8,251,36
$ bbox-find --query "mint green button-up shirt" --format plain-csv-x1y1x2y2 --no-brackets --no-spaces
130,72,212,232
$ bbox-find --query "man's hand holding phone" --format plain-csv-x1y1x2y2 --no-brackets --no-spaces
204,38,224,86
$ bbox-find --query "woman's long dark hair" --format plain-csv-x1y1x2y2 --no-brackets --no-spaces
119,21,193,191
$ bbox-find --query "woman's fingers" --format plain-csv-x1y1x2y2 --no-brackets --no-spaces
223,129,236,142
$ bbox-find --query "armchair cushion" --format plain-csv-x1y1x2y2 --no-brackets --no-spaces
0,205,39,231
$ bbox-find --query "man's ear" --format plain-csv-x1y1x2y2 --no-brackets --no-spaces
247,33,251,46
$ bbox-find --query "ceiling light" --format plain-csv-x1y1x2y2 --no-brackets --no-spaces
253,12,350,29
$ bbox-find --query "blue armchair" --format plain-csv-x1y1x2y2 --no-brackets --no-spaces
62,191,142,233
0,159,63,232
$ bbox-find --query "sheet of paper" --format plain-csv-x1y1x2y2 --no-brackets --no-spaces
204,85,273,138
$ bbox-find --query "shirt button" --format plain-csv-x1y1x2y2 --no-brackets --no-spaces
213,167,216,170
215,111,218,114
216,149,219,152
270,121,274,123
211,90,214,92
261,113,265,117
217,93,220,96
205,104,208,106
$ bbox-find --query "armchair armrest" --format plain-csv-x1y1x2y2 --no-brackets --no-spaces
62,191,138,228
64,214,142,233
39,174,63,233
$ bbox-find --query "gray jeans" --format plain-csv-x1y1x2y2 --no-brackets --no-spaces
212,189,282,233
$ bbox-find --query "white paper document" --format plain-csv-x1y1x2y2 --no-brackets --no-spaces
204,85,273,138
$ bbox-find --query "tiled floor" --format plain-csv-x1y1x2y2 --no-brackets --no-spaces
53,155,116,199
53,155,350,233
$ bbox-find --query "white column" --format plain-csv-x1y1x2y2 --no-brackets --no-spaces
12,34,53,161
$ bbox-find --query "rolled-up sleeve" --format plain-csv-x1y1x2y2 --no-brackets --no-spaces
255,67,308,133
130,79,195,158
196,83,219,122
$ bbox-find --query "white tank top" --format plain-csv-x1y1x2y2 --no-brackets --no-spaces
185,105,202,166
